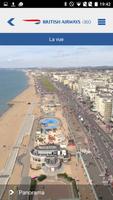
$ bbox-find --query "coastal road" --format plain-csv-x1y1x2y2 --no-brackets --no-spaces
52,80,113,199
55,81,113,173
81,153,113,200
0,100,35,199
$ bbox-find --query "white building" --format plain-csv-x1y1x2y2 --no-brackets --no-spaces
30,144,70,171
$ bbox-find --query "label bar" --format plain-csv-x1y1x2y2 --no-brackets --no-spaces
0,33,113,45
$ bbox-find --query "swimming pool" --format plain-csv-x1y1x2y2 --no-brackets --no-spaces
40,118,59,130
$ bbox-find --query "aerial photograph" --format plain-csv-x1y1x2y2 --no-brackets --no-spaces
0,46,113,200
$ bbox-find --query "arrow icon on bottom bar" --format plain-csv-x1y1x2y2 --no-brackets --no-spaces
9,189,14,196
7,18,15,26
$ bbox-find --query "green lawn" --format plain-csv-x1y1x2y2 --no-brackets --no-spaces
41,76,56,92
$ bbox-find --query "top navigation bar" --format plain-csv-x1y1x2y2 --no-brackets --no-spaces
0,8,112,33
0,1,113,8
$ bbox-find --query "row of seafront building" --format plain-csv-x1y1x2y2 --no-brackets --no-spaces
51,70,113,124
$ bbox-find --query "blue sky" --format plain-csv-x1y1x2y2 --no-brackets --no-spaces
0,46,113,68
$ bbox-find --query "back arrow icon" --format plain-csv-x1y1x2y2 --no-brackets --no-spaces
7,18,15,26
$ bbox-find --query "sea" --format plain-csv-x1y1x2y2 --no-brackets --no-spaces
0,69,28,115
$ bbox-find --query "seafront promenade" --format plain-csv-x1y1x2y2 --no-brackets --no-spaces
0,74,38,198
0,100,35,198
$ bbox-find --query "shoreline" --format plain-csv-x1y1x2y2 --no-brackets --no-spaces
0,72,38,171
0,70,29,119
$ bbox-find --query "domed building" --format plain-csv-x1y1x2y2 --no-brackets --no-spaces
30,144,70,170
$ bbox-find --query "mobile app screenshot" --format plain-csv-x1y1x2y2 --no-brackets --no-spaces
0,1,113,200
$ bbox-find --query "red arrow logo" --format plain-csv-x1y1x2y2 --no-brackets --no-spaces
23,19,41,24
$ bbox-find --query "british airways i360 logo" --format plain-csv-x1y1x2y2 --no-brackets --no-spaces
23,19,81,24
